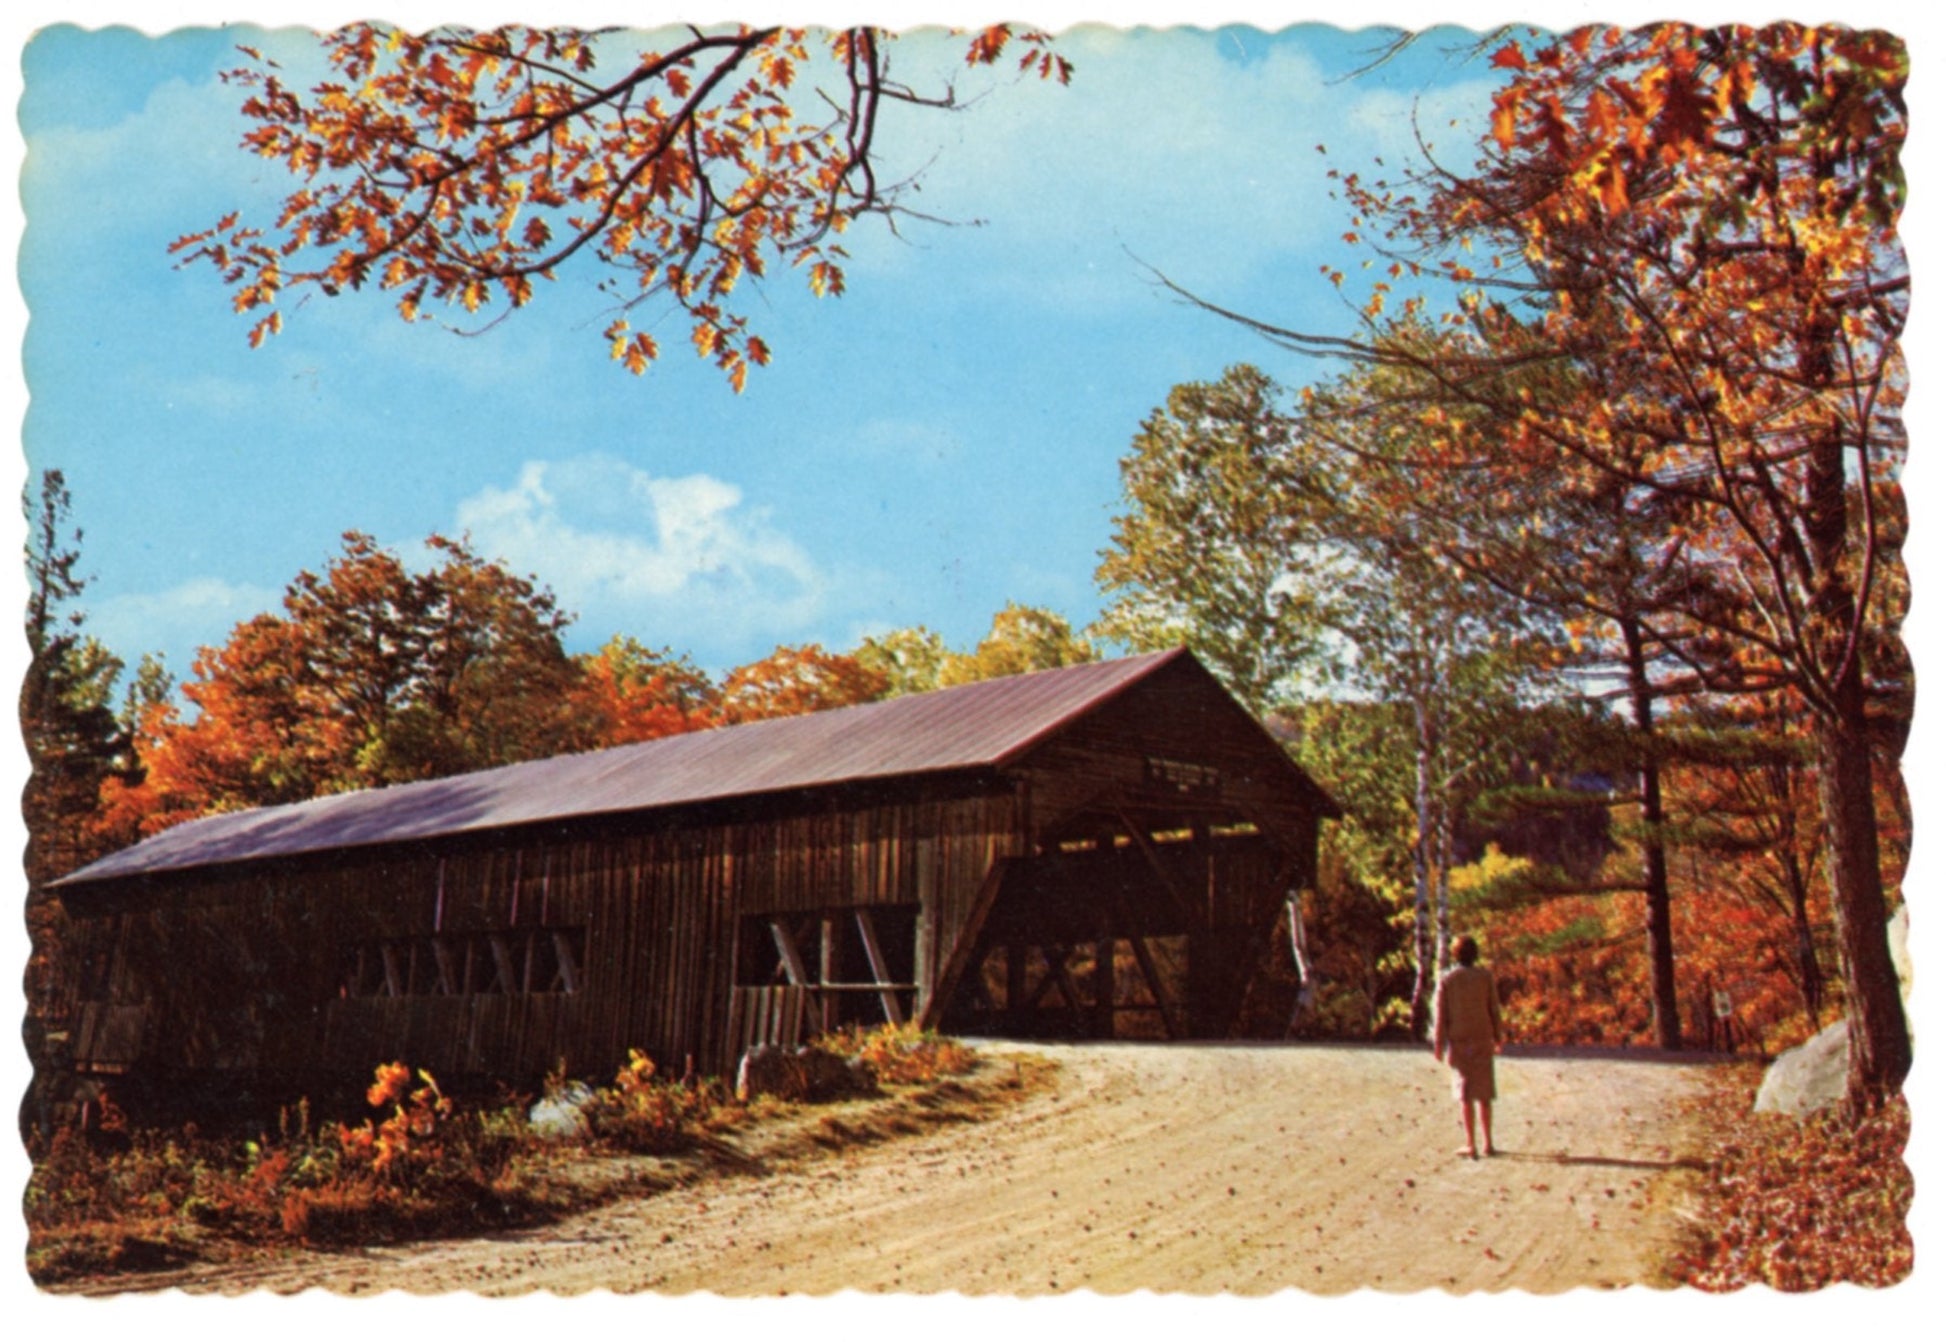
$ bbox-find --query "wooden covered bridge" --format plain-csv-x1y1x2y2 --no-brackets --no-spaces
54,649,1337,1094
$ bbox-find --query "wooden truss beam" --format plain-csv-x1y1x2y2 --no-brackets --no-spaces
854,909,906,1026
1115,803,1203,928
920,856,1020,1031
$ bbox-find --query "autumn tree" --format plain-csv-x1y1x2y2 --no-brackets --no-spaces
851,607,1096,699
98,531,585,834
95,613,325,842
937,603,1098,686
171,23,1069,389
1663,698,1833,1036
389,533,581,776
717,643,887,724
1186,23,1909,1111
565,634,718,746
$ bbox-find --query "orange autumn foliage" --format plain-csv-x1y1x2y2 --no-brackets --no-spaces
563,637,720,747
717,643,888,724
170,24,1069,388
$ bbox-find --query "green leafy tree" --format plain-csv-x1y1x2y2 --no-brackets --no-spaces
1098,365,1564,1033
938,603,1097,686
851,625,952,698
21,471,131,886
1095,365,1331,715
20,471,141,1085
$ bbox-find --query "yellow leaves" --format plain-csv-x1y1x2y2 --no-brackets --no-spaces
606,321,660,375
247,312,283,348
366,1061,411,1108
1491,89,1521,150
807,258,845,298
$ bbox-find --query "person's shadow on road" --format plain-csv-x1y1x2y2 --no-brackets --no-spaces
1491,1150,1707,1172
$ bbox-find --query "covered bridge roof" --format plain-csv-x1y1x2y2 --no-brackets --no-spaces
60,648,1321,889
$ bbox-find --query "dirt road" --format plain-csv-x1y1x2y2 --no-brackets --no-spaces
111,1041,1720,1295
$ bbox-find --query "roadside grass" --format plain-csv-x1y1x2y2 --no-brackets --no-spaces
27,1025,1049,1289
1672,1063,1912,1290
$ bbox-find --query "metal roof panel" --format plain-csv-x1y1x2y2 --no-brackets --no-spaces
57,649,1189,886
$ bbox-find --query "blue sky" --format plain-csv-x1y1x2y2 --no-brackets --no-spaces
15,15,1525,682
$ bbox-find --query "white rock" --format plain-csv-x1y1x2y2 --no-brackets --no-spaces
1751,908,1912,1117
1753,1020,1850,1117
528,1079,596,1138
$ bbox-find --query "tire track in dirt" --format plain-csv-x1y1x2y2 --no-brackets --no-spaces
98,1042,1719,1296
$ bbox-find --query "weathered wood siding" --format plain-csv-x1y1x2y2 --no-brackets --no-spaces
1016,658,1324,886
59,654,1336,1092
73,783,1023,1085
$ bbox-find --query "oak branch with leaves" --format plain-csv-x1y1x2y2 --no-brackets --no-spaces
170,23,1070,390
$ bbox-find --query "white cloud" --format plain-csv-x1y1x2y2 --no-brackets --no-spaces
86,577,283,673
840,28,1500,312
452,456,828,658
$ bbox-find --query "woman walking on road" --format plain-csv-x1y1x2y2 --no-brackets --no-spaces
1432,935,1503,1159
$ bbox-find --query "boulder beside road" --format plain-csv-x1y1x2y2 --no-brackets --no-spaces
1753,908,1910,1117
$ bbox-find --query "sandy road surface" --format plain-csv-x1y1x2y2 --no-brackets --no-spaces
107,1042,1719,1296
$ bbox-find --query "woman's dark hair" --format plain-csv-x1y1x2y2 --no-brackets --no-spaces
1453,935,1480,966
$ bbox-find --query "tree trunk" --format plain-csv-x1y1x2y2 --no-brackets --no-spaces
1408,698,1437,1040
1795,315,1909,1113
1621,616,1681,1049
1434,793,1455,974
1816,688,1910,1115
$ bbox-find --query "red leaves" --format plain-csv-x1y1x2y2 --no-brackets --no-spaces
1678,1079,1912,1290
964,25,1011,67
